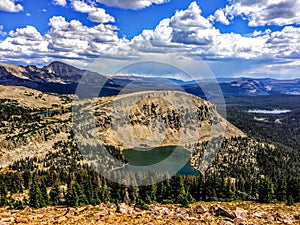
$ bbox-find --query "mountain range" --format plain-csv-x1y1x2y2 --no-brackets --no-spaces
1,61,300,98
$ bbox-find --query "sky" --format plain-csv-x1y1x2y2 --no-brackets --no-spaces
0,0,300,79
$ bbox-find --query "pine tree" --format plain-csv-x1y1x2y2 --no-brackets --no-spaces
244,178,253,196
23,169,31,189
287,178,300,203
49,183,60,205
135,198,149,210
194,174,205,201
99,179,111,203
74,182,88,206
204,174,218,201
147,179,157,203
29,175,45,208
110,182,122,204
65,182,78,207
225,179,235,201
172,175,191,207
13,200,25,210
0,179,7,206
286,195,295,206
40,178,49,206
156,181,167,202
276,178,287,202
259,177,274,203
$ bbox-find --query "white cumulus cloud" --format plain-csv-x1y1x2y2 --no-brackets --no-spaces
0,26,48,63
224,0,300,26
52,0,67,7
96,0,169,10
0,25,6,36
72,0,115,23
0,0,23,12
131,1,268,60
46,16,129,59
213,9,230,25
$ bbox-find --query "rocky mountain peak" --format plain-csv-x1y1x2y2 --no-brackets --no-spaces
44,61,82,76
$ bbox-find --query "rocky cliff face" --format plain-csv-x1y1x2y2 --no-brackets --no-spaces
72,90,244,150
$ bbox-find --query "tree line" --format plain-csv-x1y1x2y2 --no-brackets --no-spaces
0,142,299,210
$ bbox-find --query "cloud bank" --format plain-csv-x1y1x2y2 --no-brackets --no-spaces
0,1,299,78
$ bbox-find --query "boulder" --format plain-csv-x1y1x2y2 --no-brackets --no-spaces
220,220,234,225
234,217,247,225
214,206,236,219
274,212,294,224
191,204,207,214
98,210,108,217
209,204,220,213
54,216,67,224
116,203,134,214
0,222,8,225
15,217,29,223
234,207,248,224
1,217,14,223
252,211,273,221
159,207,171,216
22,206,33,213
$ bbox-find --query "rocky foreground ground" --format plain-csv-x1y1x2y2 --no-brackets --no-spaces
0,202,299,225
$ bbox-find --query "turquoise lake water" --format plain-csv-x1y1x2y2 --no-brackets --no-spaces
123,146,199,176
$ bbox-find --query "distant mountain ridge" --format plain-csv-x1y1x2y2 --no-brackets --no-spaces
0,61,299,97
111,75,300,97
0,61,119,96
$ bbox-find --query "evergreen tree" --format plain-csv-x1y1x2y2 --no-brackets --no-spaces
224,179,235,201
286,195,295,206
204,174,218,201
13,200,25,210
145,178,157,204
156,181,167,202
29,175,45,208
193,174,204,201
287,178,300,203
74,182,88,206
65,182,78,207
244,178,253,196
99,179,111,203
23,169,31,189
172,175,191,207
135,198,149,210
49,183,60,205
0,179,8,206
276,178,287,202
40,178,49,206
259,177,274,203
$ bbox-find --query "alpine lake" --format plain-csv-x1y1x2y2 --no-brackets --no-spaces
123,146,199,176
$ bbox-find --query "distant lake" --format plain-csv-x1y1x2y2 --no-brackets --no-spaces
248,109,291,114
123,146,199,176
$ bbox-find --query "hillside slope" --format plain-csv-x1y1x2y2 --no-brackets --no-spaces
0,87,243,167
0,86,299,213
0,86,299,180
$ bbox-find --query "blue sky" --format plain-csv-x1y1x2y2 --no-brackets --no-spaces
0,0,300,79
